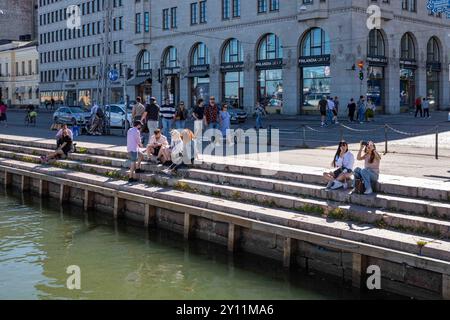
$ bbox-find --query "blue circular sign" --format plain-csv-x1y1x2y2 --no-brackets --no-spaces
108,69,119,81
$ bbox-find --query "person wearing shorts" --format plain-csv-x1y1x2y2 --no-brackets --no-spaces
127,120,145,183
318,96,328,127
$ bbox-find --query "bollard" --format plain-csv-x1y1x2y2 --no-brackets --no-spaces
384,124,388,155
436,126,439,160
268,125,272,146
302,125,307,148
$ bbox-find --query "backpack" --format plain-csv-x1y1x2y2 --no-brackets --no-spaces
96,106,104,118
354,178,365,194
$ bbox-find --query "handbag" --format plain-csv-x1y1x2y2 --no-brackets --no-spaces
354,178,365,194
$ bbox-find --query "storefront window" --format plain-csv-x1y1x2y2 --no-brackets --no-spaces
222,38,244,108
258,69,283,112
139,50,151,70
164,47,179,68
190,42,210,106
302,66,330,107
399,69,415,107
368,29,385,57
78,89,91,108
426,37,441,108
192,42,210,66
257,34,283,112
366,67,383,107
223,71,244,108
162,46,180,104
301,27,330,56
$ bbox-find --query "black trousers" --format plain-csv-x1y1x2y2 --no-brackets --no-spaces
348,108,356,122
415,106,423,117
423,108,430,117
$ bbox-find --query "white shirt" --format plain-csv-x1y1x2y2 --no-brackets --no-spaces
90,104,99,116
327,100,335,111
335,152,355,170
423,100,429,109
127,127,141,152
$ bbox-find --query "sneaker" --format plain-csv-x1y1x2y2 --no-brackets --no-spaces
364,187,373,195
331,181,343,190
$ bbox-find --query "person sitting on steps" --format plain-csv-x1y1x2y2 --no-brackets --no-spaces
323,141,354,190
41,127,73,163
352,141,381,195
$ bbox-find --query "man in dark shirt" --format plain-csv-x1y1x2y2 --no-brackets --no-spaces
205,96,220,129
141,97,160,146
318,96,328,127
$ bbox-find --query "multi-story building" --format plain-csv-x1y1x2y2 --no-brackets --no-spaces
39,0,450,114
0,40,39,107
37,0,126,107
0,0,37,41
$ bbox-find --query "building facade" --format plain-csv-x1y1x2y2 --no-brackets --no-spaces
0,40,39,107
0,0,37,41
37,0,127,108
38,0,450,114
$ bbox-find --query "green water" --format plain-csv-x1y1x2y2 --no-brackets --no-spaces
0,190,397,300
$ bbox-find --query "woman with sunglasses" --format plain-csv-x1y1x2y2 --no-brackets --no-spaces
174,101,188,130
353,141,381,195
323,141,355,190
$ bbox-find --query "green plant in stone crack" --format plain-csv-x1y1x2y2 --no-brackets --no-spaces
77,147,88,154
416,240,428,249
327,208,347,220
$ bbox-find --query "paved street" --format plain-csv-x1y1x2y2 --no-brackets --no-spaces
1,108,449,182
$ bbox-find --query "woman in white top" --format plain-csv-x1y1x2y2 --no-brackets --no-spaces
323,141,355,190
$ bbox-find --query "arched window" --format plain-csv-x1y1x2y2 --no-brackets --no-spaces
138,50,151,70
368,29,385,56
192,42,210,66
301,28,330,56
258,33,282,60
400,33,415,60
427,37,440,62
222,39,243,63
163,46,178,68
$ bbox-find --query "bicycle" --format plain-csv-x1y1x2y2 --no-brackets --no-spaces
25,111,37,126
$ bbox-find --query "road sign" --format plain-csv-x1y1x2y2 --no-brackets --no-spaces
108,69,119,82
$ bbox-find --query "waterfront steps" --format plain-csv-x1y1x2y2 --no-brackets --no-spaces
1,135,450,298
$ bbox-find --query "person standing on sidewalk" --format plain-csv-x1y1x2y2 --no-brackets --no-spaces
255,102,266,130
318,96,328,127
0,100,7,127
415,96,423,118
141,97,160,146
328,96,338,124
334,96,340,123
422,97,430,118
205,96,220,144
174,101,188,130
357,96,366,124
347,98,356,122
127,120,145,183
192,98,205,159
160,98,176,142
131,97,145,122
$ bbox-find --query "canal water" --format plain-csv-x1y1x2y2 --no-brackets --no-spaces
0,189,401,300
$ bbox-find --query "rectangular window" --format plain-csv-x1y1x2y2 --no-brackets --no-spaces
232,0,240,17
269,0,279,11
170,7,177,28
163,9,169,29
199,1,207,23
222,0,230,19
258,0,267,13
191,3,198,24
144,12,150,32
135,13,141,33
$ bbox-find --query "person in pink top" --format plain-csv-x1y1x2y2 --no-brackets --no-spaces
127,120,145,183
0,100,7,127
353,141,381,195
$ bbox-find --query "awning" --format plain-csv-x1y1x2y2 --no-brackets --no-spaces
127,76,151,86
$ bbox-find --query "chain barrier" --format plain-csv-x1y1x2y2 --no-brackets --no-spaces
295,123,440,159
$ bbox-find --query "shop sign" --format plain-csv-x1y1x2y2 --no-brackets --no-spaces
163,67,181,76
366,55,388,66
299,55,331,66
400,59,417,69
189,64,209,74
137,69,152,77
255,58,283,69
220,62,244,71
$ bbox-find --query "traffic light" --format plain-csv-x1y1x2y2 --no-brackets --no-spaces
357,60,364,81
126,68,134,80
359,71,364,81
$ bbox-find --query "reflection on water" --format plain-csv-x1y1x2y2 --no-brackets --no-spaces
0,188,398,300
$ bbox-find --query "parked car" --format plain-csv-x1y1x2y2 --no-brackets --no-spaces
53,106,90,126
228,107,248,124
104,104,132,128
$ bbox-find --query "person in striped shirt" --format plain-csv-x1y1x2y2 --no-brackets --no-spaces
160,98,176,143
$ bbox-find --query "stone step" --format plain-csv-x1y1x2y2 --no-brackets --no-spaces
2,157,450,263
0,135,448,203
2,149,450,240
1,143,449,223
